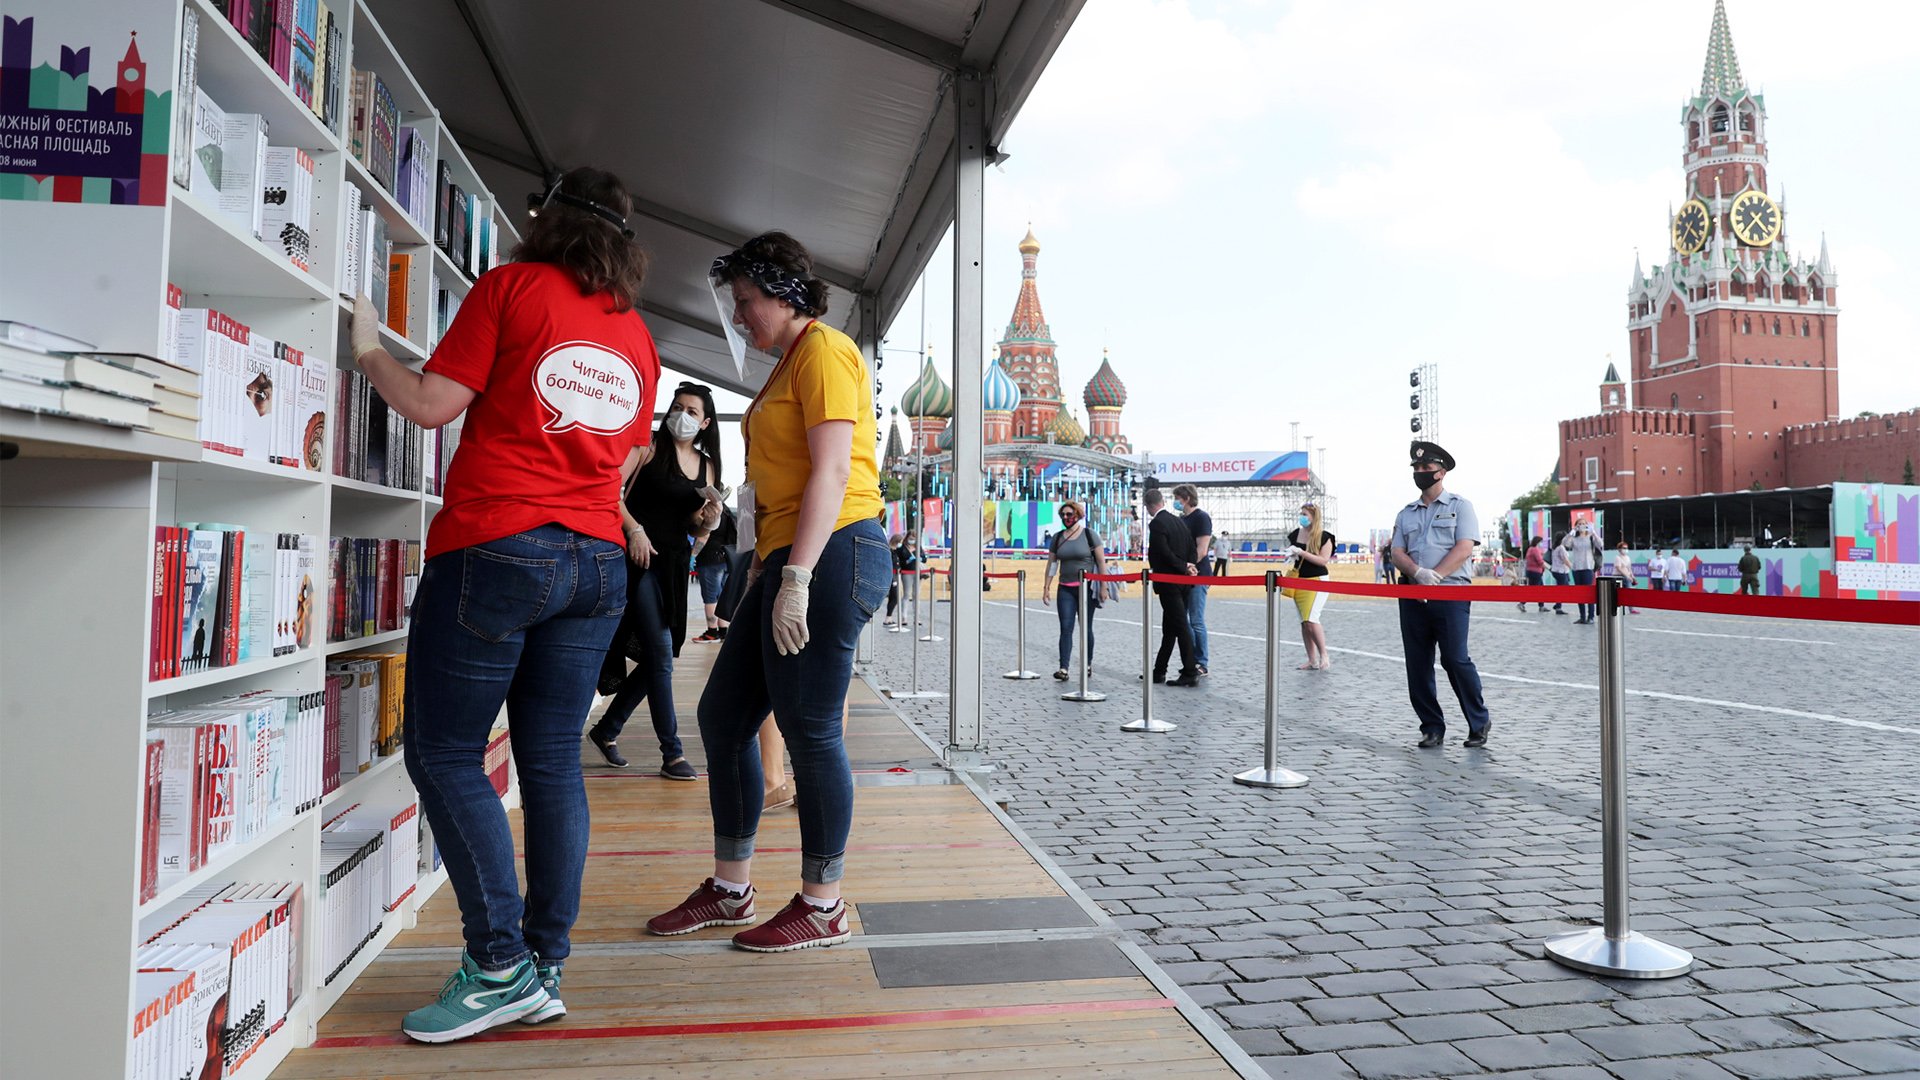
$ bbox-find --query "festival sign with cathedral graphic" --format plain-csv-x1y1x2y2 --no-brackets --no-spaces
0,11,172,204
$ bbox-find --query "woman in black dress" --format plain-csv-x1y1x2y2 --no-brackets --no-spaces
591,382,724,777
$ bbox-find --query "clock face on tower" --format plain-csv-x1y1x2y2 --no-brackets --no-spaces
1729,189,1782,247
1672,199,1711,255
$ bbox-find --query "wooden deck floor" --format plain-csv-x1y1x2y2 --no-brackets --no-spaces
274,647,1241,1078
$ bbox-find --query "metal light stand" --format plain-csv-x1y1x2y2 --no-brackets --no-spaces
1122,568,1176,733
1060,576,1105,703
1544,576,1692,979
1003,569,1038,680
918,569,944,643
886,564,944,700
1234,572,1309,788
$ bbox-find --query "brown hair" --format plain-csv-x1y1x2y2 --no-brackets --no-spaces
1059,500,1085,520
511,166,647,312
712,231,830,318
1171,484,1199,506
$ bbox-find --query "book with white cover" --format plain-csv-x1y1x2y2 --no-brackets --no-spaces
260,147,315,272
188,91,227,208
218,112,270,240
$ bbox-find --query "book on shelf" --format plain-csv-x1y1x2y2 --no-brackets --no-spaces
138,879,301,1076
433,159,452,251
332,368,421,489
311,1,333,122
131,968,194,1080
329,802,420,911
395,125,432,230
0,350,158,402
172,8,200,190
296,352,327,471
135,942,228,1080
337,182,363,300
260,146,315,273
225,0,273,66
142,737,166,905
317,829,384,985
0,318,94,355
188,90,226,209
267,0,295,82
321,7,346,134
325,658,378,777
386,251,411,338
219,111,271,241
364,210,391,322
290,0,319,106
161,283,184,370
151,525,317,679
0,374,152,428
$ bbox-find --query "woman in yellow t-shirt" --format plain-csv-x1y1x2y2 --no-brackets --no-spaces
647,232,887,952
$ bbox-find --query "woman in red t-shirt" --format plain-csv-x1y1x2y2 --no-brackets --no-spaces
347,166,660,1044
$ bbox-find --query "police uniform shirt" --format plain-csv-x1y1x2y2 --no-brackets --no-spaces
1392,490,1480,584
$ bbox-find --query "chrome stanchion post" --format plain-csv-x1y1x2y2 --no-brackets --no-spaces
918,567,944,643
1544,575,1691,978
1235,571,1308,787
1123,568,1176,733
1061,574,1105,702
887,566,943,700
1004,569,1038,680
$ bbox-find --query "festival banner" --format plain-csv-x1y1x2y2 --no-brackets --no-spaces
920,497,947,552
0,13,172,204
1142,451,1309,485
1829,482,1920,600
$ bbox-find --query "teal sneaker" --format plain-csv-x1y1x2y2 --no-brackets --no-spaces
401,954,549,1043
519,961,566,1024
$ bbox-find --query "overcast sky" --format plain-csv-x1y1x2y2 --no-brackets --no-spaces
850,0,1920,537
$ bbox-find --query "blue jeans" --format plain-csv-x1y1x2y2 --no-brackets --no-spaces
403,524,626,969
1397,598,1490,739
1551,569,1571,611
1571,567,1595,620
698,519,889,884
1187,582,1210,668
696,561,728,606
591,565,683,761
1055,582,1095,671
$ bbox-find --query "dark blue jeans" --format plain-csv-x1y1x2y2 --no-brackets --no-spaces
403,524,626,969
591,566,684,761
1571,567,1596,620
1397,598,1490,739
698,519,889,885
1188,583,1210,668
696,561,728,606
1055,582,1095,671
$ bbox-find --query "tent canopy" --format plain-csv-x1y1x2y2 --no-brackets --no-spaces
368,0,1082,395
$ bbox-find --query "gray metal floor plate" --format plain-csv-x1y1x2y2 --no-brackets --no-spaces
867,938,1133,989
857,896,1096,936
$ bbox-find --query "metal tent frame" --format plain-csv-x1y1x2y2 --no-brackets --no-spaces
367,0,1086,761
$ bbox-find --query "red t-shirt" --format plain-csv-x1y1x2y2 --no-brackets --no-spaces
423,262,660,559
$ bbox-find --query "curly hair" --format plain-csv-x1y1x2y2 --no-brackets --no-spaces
511,166,648,312
712,230,830,318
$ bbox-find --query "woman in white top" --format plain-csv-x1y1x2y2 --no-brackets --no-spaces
1611,543,1641,614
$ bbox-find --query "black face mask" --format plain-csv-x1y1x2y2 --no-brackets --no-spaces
1413,470,1441,491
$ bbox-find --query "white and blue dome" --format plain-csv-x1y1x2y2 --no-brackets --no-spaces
983,359,1022,413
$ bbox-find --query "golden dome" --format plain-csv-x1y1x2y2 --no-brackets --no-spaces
1018,227,1040,256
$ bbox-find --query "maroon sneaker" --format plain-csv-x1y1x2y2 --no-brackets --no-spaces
731,895,851,953
646,879,756,936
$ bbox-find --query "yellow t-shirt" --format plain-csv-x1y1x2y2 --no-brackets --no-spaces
746,321,882,558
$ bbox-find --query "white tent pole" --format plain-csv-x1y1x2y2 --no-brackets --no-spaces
946,69,988,769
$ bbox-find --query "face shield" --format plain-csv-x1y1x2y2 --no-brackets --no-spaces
707,270,754,383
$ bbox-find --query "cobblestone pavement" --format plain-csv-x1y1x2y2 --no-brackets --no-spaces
865,586,1920,1079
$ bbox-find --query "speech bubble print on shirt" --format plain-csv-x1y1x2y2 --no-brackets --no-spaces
532,341,644,435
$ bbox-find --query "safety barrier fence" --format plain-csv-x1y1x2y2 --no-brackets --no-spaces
1039,568,1914,980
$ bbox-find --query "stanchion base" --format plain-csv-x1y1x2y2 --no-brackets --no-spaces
1121,718,1178,733
885,625,912,634
1002,670,1040,680
943,748,997,773
1061,690,1107,702
1543,928,1693,979
1233,766,1309,789
917,635,945,643
885,690,947,700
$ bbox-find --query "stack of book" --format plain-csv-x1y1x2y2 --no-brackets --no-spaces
434,164,498,281
137,880,301,1077
327,536,419,643
150,526,318,680
338,185,393,320
328,802,421,913
332,367,423,490
174,306,329,471
316,825,386,985
144,691,333,887
326,647,406,774
0,320,201,439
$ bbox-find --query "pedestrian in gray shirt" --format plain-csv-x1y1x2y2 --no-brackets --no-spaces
1390,441,1492,750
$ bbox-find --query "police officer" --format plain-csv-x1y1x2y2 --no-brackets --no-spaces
1390,441,1492,749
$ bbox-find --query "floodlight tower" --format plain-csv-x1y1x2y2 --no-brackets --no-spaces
1408,364,1439,441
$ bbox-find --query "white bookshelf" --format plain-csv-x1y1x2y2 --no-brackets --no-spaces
0,2,521,1078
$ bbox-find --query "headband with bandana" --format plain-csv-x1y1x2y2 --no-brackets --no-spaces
710,254,814,312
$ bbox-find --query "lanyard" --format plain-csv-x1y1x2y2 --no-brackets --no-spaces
740,318,817,462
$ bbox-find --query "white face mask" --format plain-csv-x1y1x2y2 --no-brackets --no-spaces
666,410,703,442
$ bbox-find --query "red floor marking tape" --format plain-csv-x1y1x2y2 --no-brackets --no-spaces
311,996,1178,1048
578,840,1022,858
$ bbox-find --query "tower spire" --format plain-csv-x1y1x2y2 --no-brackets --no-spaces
1699,0,1744,99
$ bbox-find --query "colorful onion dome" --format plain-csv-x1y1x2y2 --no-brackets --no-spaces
937,423,955,451
1018,227,1041,256
983,359,1021,413
901,352,953,418
1083,349,1127,409
1045,408,1085,446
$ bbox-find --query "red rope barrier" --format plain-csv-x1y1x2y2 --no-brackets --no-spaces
984,572,1019,580
1624,586,1920,627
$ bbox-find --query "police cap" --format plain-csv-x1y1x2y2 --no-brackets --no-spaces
1409,441,1456,470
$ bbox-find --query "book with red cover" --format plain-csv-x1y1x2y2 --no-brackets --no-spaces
140,737,165,903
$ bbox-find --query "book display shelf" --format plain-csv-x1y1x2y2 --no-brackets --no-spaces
0,3,521,1078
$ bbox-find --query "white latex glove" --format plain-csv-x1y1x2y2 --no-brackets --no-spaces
1413,567,1444,586
1286,545,1305,558
349,295,382,361
771,565,812,655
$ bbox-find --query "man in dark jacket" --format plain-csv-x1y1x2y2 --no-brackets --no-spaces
1737,544,1762,595
1145,486,1200,687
